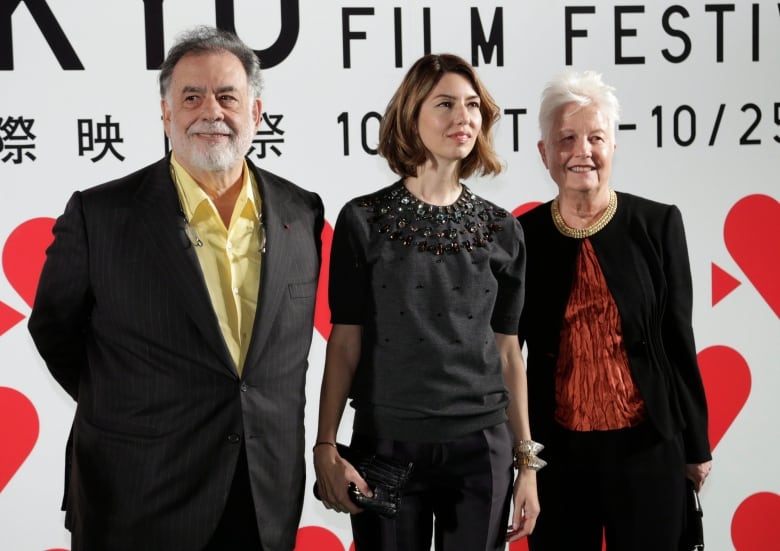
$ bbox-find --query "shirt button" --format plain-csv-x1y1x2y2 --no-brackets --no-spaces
227,433,241,444
232,287,239,294
226,241,233,250
240,383,248,392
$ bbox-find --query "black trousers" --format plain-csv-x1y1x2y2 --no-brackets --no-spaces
529,423,686,551
203,445,263,551
350,422,514,551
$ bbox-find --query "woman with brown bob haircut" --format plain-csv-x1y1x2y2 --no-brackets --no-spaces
378,53,502,181
314,53,541,551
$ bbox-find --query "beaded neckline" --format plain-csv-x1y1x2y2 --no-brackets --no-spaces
551,189,617,239
359,181,508,255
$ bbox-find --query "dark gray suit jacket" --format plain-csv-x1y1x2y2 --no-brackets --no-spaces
28,156,324,551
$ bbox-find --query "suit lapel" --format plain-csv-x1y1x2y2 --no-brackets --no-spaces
133,158,236,373
244,164,295,367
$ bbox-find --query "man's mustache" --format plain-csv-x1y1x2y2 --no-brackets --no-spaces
187,122,234,136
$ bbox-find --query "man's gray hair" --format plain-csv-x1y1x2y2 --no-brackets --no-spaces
158,26,263,100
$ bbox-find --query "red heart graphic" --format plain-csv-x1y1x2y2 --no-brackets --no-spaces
697,346,751,450
731,492,780,550
0,299,25,336
314,220,334,340
2,217,55,308
724,194,780,317
0,387,40,492
1,218,54,334
509,539,529,550
294,525,345,551
711,262,741,307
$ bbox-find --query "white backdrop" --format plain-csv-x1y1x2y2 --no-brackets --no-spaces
1,1,778,550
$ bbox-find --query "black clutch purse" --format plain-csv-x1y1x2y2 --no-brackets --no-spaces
313,443,413,519
680,478,704,551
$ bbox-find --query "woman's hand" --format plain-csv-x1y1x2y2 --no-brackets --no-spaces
313,444,372,515
313,324,365,513
506,467,540,542
686,460,713,492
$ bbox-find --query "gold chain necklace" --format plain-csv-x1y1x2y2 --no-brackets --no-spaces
551,189,617,238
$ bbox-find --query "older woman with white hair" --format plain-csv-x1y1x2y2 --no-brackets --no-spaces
517,70,712,551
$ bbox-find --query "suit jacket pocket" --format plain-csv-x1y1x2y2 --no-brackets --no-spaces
288,279,317,299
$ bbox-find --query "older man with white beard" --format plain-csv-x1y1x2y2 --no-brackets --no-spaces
29,26,324,551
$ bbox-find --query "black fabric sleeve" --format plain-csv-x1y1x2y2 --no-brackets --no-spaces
490,217,526,335
28,192,92,400
661,205,712,463
328,203,369,325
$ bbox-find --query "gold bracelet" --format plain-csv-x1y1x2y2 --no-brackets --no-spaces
513,439,544,456
312,441,337,452
513,453,547,471
512,439,546,471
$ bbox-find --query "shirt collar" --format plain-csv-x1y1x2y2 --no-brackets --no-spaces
169,154,260,223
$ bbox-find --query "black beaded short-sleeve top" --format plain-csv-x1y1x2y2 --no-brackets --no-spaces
329,180,525,442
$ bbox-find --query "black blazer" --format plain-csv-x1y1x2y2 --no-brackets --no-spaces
518,192,711,464
28,157,324,551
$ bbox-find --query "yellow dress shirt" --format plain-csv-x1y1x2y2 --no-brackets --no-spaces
170,155,262,376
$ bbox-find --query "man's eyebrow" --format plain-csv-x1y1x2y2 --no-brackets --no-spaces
180,85,239,94
181,85,205,95
215,86,239,94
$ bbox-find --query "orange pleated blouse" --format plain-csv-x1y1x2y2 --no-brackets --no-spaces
554,238,647,431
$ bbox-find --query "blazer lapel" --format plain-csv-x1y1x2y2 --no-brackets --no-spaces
243,165,295,367
133,158,236,373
